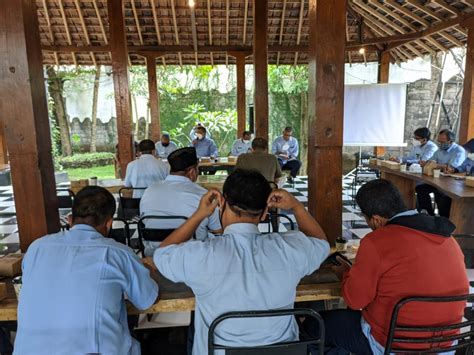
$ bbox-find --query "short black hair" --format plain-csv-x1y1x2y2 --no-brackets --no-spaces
355,179,407,219
138,139,155,153
72,186,116,226
284,127,293,133
223,169,272,216
414,127,431,140
168,147,198,173
196,126,207,134
243,131,251,137
252,137,268,150
438,129,456,142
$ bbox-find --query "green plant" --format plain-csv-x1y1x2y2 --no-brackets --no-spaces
59,152,115,169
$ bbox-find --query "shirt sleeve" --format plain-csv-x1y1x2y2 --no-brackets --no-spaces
456,158,469,173
342,237,381,310
124,164,132,187
421,143,438,161
290,139,299,158
449,147,466,168
210,140,219,157
231,141,238,156
431,150,439,162
271,139,278,154
207,207,222,231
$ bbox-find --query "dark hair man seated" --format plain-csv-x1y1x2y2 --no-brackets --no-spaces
153,169,329,355
303,179,468,355
15,186,158,355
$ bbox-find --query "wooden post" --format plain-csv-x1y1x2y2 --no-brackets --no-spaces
236,53,247,138
0,0,60,251
146,55,161,142
374,51,391,157
253,0,269,139
307,0,346,245
460,25,474,144
0,124,8,165
108,0,134,178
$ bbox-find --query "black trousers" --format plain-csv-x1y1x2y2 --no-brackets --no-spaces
278,159,302,178
415,183,452,217
301,309,373,355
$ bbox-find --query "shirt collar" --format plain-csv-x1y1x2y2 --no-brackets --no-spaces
389,209,418,221
165,175,192,183
224,223,260,235
70,224,104,238
140,154,156,160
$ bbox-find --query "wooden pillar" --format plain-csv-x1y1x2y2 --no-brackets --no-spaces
0,0,60,251
460,24,474,144
374,51,391,157
146,55,161,142
108,0,134,178
236,53,247,138
0,124,8,165
253,0,269,139
307,0,346,245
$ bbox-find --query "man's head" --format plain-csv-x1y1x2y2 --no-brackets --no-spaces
167,147,199,182
219,169,273,229
282,127,293,141
195,126,207,140
70,186,116,236
161,132,171,147
413,127,431,146
355,179,407,231
138,139,156,155
437,129,456,151
251,137,268,152
242,131,251,142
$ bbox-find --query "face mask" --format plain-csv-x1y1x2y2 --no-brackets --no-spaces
243,140,251,144
438,142,451,151
162,142,170,147
196,134,203,140
468,153,474,160
412,138,422,147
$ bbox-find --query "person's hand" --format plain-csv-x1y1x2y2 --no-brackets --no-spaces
278,153,289,159
445,166,455,174
331,256,351,281
196,189,220,218
389,157,399,162
267,189,300,211
192,140,198,145
437,164,448,171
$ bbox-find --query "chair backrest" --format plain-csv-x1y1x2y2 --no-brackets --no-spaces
57,189,75,209
118,187,146,220
261,212,295,233
137,215,188,254
384,294,474,354
208,308,325,355
108,218,130,246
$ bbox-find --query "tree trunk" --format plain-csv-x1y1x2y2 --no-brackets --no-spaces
300,91,309,175
90,65,101,153
46,65,73,156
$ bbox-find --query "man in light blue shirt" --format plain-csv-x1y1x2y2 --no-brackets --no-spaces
231,131,252,156
271,127,301,180
416,129,466,217
393,127,438,164
153,169,329,355
155,132,178,159
449,139,474,176
191,126,218,158
14,186,158,355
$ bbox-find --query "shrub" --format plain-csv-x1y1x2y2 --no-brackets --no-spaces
59,152,115,169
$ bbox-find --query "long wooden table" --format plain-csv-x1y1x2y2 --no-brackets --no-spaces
198,158,236,174
196,175,227,191
371,164,474,235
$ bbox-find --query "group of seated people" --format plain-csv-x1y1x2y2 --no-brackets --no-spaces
12,139,469,354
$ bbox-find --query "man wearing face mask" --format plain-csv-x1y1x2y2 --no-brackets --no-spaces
15,186,158,355
191,126,219,159
272,127,302,182
155,132,178,159
416,129,466,217
446,138,474,176
303,179,468,355
153,169,329,355
390,127,437,164
140,147,222,256
230,131,252,156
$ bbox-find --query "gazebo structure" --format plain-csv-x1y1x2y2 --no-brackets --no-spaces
1,0,474,251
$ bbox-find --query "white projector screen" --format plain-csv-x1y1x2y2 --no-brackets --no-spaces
343,83,407,147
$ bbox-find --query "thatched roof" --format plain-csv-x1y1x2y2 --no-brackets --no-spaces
37,0,474,66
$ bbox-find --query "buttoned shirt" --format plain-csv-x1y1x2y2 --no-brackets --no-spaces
456,157,474,175
402,140,438,164
271,136,299,161
191,137,219,158
124,154,170,197
154,223,329,355
155,141,178,159
430,142,466,168
14,224,158,355
231,139,252,156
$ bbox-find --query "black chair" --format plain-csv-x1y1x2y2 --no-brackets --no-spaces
108,218,130,246
384,294,474,354
118,187,146,222
57,189,75,230
137,215,188,256
208,308,325,355
261,212,295,233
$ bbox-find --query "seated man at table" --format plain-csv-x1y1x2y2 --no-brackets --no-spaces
140,147,221,255
14,186,158,355
446,138,474,176
153,169,329,355
390,127,438,164
155,131,178,159
303,179,468,355
231,130,252,156
124,139,169,197
191,126,218,159
236,137,282,183
272,126,301,182
416,129,466,217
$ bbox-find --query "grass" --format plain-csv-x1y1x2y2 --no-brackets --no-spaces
64,165,116,181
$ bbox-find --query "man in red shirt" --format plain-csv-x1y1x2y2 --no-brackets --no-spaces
303,179,468,354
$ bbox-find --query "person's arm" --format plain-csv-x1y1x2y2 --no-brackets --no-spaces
291,139,299,158
207,208,223,234
271,139,278,155
449,147,467,168
123,164,132,187
231,141,239,156
210,140,219,157
267,189,326,241
421,143,438,162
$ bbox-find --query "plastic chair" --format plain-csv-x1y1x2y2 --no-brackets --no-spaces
118,187,146,222
57,189,75,230
208,308,325,355
384,294,474,354
108,218,130,246
261,212,295,233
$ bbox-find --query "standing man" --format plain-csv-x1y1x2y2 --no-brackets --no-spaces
272,127,302,181
191,126,218,159
231,131,252,156
14,186,159,355
390,127,438,164
155,132,178,159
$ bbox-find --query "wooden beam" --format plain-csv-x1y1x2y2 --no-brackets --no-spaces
0,0,60,251
73,0,96,66
384,0,430,27
374,50,391,157
405,0,443,22
150,0,166,66
146,56,160,143
0,123,8,165
107,0,134,178
131,0,144,45
190,1,198,63
41,0,59,66
253,0,269,139
460,24,474,143
243,0,249,44
57,0,77,66
308,0,346,245
277,0,287,65
170,0,183,66
431,0,460,17
235,53,246,138
207,0,214,65
294,0,305,66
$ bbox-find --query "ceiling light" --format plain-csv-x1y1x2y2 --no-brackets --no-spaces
189,0,195,7
359,48,366,55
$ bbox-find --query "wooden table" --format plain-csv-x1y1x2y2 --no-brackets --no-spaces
371,164,474,235
196,175,228,191
198,158,236,174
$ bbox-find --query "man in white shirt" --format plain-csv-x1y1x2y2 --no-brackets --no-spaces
124,139,169,197
140,147,222,256
271,127,302,181
153,169,330,355
231,131,252,156
155,132,178,159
